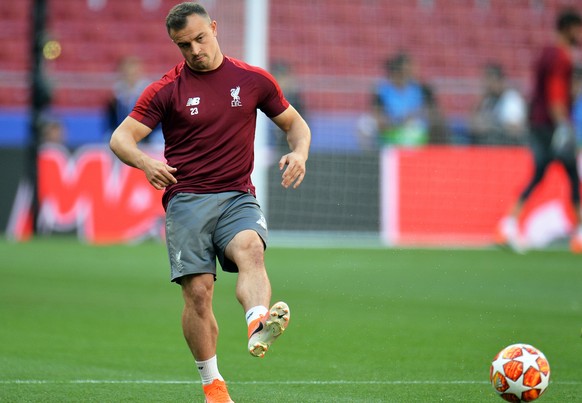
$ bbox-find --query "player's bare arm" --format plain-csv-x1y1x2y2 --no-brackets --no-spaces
272,105,311,189
110,116,178,190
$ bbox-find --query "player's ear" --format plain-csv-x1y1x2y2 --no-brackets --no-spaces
210,20,217,37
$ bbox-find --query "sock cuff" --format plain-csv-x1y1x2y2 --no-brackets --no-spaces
245,305,269,326
195,355,217,367
196,355,223,385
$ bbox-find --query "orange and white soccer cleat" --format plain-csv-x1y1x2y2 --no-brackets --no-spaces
247,301,290,358
202,379,234,403
496,216,525,254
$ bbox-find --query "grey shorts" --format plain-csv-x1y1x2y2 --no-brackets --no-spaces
165,191,268,283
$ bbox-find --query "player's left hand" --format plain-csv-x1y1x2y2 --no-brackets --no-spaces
279,152,306,189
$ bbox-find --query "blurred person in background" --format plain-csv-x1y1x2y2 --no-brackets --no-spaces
40,118,65,146
358,52,427,148
271,60,304,116
105,56,153,142
497,8,582,253
109,3,311,402
420,82,450,144
469,63,527,145
573,65,582,144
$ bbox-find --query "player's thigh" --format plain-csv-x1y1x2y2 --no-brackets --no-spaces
165,193,219,282
225,229,265,263
214,192,268,273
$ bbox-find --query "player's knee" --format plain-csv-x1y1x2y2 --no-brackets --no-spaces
181,275,213,309
229,230,264,261
243,235,264,255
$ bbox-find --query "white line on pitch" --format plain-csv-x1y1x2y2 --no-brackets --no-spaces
1,380,580,385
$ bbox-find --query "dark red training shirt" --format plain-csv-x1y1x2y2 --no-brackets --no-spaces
130,56,290,209
529,45,574,128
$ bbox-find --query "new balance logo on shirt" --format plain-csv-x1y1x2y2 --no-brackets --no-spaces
186,97,200,106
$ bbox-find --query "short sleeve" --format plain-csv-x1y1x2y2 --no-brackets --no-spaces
256,70,290,118
129,81,167,130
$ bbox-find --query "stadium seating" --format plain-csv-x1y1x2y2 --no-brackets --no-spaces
0,0,577,115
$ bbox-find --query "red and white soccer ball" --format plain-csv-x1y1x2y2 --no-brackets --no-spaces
490,343,550,402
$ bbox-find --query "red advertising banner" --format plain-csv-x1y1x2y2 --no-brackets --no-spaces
382,146,581,247
8,145,165,243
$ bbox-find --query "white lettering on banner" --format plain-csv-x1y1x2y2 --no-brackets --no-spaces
32,144,165,244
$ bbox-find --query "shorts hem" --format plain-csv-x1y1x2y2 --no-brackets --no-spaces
171,271,217,284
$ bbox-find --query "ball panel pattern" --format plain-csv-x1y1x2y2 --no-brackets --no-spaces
490,343,550,403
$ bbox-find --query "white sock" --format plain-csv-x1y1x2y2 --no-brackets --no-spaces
245,305,268,326
195,355,223,385
501,216,518,236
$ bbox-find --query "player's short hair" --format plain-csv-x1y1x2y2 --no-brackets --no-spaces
166,2,211,34
556,8,582,32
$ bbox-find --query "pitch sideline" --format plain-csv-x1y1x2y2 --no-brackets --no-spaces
1,380,580,385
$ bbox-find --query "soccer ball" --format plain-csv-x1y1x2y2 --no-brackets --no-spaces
490,343,550,402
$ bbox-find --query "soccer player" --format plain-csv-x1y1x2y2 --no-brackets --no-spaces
109,3,311,402
498,8,582,253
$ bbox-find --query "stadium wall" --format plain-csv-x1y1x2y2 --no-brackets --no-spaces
3,145,580,248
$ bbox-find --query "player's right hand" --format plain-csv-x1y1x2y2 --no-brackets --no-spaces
143,157,178,190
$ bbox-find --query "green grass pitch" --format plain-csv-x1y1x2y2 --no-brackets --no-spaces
1,237,580,402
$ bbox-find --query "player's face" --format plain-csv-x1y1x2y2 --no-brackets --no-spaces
564,24,582,46
170,14,222,72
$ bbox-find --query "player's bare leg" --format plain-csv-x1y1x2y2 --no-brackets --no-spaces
181,274,233,402
226,230,290,357
496,201,525,253
226,230,271,310
181,273,218,360
571,204,582,253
